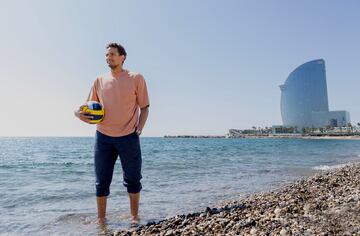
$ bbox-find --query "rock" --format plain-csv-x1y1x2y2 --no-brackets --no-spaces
250,227,258,235
279,228,288,236
164,230,175,236
274,207,282,216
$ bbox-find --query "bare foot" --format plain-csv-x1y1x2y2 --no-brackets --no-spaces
130,217,140,228
97,217,106,225
96,218,110,235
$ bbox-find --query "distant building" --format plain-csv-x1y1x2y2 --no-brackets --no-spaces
280,59,350,129
272,125,298,135
228,129,243,137
311,110,350,128
227,128,271,138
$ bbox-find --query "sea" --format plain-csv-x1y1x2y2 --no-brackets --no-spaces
1,136,360,235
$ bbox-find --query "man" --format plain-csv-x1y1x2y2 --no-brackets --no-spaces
74,43,149,225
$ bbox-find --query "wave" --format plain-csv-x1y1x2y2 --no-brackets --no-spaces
256,169,271,174
55,213,94,224
0,161,93,169
312,163,349,171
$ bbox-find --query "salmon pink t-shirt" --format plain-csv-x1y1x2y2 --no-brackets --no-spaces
86,70,150,137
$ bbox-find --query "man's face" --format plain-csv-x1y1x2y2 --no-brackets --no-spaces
106,47,125,69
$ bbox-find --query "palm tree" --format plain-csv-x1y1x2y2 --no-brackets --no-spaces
325,125,332,133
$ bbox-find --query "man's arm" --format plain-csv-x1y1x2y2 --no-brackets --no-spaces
136,106,149,135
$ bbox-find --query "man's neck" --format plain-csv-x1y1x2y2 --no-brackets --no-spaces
111,66,124,77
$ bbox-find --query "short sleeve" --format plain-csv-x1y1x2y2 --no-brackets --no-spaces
86,79,100,102
135,74,150,108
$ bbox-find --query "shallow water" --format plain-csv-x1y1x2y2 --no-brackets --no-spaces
1,137,360,235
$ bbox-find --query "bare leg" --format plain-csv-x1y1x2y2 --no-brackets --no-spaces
97,196,107,223
129,192,140,222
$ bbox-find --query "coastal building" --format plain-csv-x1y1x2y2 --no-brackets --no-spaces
279,59,350,129
271,125,299,135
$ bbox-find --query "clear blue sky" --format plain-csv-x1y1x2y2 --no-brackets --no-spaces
1,0,359,137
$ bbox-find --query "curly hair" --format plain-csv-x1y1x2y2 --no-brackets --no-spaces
106,43,127,57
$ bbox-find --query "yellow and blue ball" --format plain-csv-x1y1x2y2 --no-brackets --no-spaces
82,101,104,124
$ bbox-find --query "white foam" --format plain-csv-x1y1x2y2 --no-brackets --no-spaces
312,163,349,171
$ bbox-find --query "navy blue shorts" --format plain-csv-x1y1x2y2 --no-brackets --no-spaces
94,130,142,196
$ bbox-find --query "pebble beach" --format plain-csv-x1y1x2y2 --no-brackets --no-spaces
113,163,360,236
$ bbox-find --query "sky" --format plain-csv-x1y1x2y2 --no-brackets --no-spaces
0,0,359,137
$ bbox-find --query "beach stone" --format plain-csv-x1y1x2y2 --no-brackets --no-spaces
164,230,175,236
249,227,258,235
274,207,282,216
279,228,288,236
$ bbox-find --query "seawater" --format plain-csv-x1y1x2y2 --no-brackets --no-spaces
1,137,360,235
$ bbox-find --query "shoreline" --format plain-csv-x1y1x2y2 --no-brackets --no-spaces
249,135,360,140
163,135,360,140
114,163,360,235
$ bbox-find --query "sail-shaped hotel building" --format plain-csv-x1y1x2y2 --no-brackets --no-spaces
280,59,350,129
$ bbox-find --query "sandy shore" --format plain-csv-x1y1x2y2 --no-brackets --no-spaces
113,163,360,235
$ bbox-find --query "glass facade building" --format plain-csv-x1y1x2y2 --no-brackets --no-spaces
280,59,350,128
